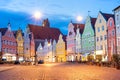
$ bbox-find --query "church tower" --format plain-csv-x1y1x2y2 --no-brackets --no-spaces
42,18,50,27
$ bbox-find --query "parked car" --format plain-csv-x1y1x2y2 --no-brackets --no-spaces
38,60,44,64
14,61,20,64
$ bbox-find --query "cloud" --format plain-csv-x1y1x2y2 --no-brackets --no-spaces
0,10,69,34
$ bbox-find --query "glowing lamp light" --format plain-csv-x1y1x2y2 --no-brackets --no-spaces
33,11,42,20
76,16,83,22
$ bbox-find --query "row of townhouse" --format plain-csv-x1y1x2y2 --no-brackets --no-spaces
0,23,24,61
24,19,67,62
66,5,120,62
0,19,67,62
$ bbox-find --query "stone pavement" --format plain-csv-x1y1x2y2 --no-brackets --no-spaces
0,63,120,80
0,65,14,72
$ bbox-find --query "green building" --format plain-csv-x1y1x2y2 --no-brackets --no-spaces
82,16,96,56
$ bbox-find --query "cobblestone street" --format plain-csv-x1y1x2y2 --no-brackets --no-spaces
0,63,120,80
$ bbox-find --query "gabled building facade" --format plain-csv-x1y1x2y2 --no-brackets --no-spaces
82,16,96,60
114,6,120,54
95,11,114,61
67,22,84,61
67,22,76,61
24,27,31,61
15,28,24,61
36,39,56,62
1,23,17,61
107,17,116,61
56,34,66,62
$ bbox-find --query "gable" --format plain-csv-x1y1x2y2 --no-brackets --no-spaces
17,31,23,40
4,30,16,40
82,16,94,36
95,12,107,27
68,23,75,34
67,23,75,37
107,17,115,28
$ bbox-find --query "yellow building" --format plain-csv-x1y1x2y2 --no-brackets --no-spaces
56,34,66,62
16,28,24,61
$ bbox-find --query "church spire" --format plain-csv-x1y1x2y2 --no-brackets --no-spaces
7,21,11,31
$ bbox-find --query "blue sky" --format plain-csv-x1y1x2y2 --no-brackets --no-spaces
0,0,119,34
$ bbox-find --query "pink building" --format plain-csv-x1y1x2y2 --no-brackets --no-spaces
67,22,84,61
0,23,17,61
107,16,116,61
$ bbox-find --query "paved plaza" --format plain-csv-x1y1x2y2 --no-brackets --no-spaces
0,63,120,80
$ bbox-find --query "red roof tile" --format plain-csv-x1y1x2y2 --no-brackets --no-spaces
28,24,61,42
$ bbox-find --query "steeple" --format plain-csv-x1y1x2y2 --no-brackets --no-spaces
7,22,11,31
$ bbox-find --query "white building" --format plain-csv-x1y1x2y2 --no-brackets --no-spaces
37,39,56,62
24,27,31,61
75,28,82,61
114,6,120,54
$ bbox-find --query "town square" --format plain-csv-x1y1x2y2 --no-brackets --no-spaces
0,0,120,80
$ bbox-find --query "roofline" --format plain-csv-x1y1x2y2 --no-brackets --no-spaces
113,5,120,11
